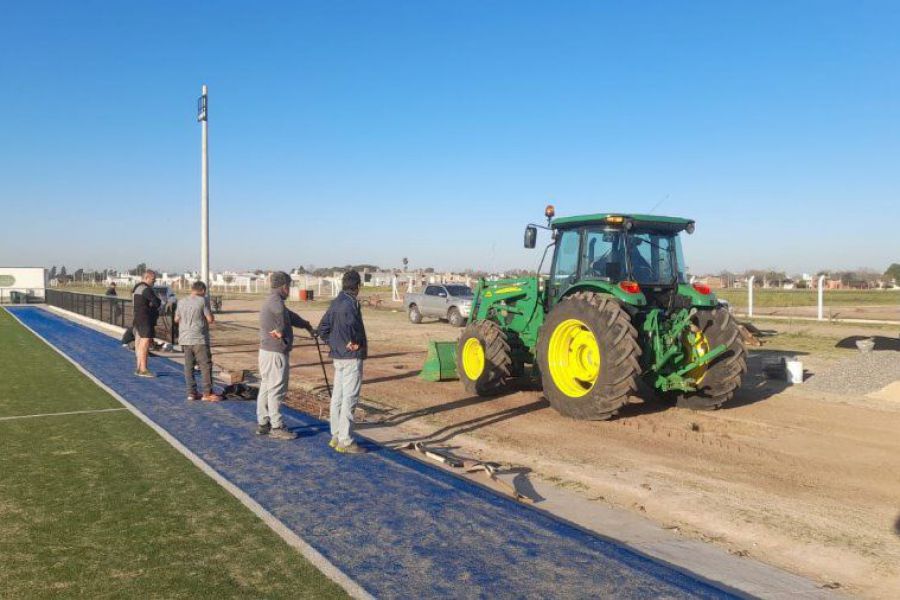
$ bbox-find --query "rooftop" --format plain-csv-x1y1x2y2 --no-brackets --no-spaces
551,213,694,231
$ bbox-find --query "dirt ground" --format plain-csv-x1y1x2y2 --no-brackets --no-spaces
209,298,900,598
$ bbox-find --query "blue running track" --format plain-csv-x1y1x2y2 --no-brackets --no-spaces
8,306,743,599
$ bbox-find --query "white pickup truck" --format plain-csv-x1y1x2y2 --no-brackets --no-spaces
404,284,474,327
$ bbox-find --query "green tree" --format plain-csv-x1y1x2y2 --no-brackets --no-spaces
884,263,900,284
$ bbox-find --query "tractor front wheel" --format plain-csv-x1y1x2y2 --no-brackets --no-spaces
667,307,747,410
457,321,512,396
537,292,641,420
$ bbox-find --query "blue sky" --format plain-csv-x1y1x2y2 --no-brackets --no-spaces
1,1,898,275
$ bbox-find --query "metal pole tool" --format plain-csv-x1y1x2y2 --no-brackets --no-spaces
313,334,332,396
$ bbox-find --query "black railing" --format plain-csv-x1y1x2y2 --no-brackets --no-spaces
45,289,176,343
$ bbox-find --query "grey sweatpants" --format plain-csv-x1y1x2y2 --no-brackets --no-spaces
330,358,363,446
257,349,290,428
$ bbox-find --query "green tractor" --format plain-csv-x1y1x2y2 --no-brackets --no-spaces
455,207,746,420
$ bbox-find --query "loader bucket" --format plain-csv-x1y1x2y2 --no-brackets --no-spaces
420,341,458,381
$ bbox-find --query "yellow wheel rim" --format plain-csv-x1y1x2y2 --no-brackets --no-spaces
547,319,601,398
684,329,711,385
462,337,485,381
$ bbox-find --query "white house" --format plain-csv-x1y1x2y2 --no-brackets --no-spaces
0,267,48,302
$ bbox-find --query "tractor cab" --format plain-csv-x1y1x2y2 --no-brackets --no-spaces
527,210,706,311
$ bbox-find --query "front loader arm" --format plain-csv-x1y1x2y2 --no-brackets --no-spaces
470,277,544,351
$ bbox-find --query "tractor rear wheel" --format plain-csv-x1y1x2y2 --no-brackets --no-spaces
668,307,747,410
537,292,641,420
457,320,512,396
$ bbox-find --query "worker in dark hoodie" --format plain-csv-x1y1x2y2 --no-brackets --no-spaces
132,270,161,377
256,271,314,440
317,270,368,454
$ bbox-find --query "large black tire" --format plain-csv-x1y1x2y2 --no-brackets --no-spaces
457,321,512,396
448,307,465,327
669,307,747,410
536,292,641,420
408,304,423,324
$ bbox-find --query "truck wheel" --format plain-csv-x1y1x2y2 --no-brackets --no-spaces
448,307,465,327
537,292,641,420
457,321,511,396
667,307,747,410
408,304,423,324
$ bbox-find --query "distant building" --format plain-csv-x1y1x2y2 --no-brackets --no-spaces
0,267,47,302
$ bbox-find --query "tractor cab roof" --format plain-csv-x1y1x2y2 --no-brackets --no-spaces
551,213,694,233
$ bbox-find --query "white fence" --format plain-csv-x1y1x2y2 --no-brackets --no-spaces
738,275,899,323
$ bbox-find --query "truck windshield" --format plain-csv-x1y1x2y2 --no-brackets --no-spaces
581,228,685,285
445,285,473,297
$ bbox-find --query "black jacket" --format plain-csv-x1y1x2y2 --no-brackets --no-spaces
132,282,161,325
317,291,367,360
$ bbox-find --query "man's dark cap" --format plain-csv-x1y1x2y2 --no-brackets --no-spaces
271,271,291,288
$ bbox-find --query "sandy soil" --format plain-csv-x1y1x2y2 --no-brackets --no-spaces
209,298,900,598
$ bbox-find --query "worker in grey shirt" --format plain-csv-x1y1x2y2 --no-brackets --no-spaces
175,281,221,402
257,271,314,440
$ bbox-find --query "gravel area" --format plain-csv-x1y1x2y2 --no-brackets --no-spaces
805,350,900,395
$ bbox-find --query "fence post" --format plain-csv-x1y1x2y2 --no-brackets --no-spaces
817,275,825,321
747,275,755,317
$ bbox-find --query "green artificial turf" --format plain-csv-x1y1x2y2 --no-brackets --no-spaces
0,309,348,599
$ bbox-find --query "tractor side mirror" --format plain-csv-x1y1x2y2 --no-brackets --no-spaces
524,225,537,249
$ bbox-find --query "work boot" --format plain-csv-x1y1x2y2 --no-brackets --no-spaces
256,422,271,436
201,393,223,402
335,441,366,454
269,427,297,441
187,392,201,401
135,369,156,378
329,436,338,448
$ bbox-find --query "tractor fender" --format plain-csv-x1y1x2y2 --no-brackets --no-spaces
558,283,646,308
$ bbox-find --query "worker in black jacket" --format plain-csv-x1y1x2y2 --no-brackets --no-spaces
317,270,368,454
132,270,161,377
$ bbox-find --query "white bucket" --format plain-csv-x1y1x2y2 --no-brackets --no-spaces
785,359,803,384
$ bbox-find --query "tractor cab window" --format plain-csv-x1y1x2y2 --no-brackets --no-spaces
582,230,627,281
552,230,581,282
626,231,685,284
580,227,686,285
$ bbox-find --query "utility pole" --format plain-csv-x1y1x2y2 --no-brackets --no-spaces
198,84,209,285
